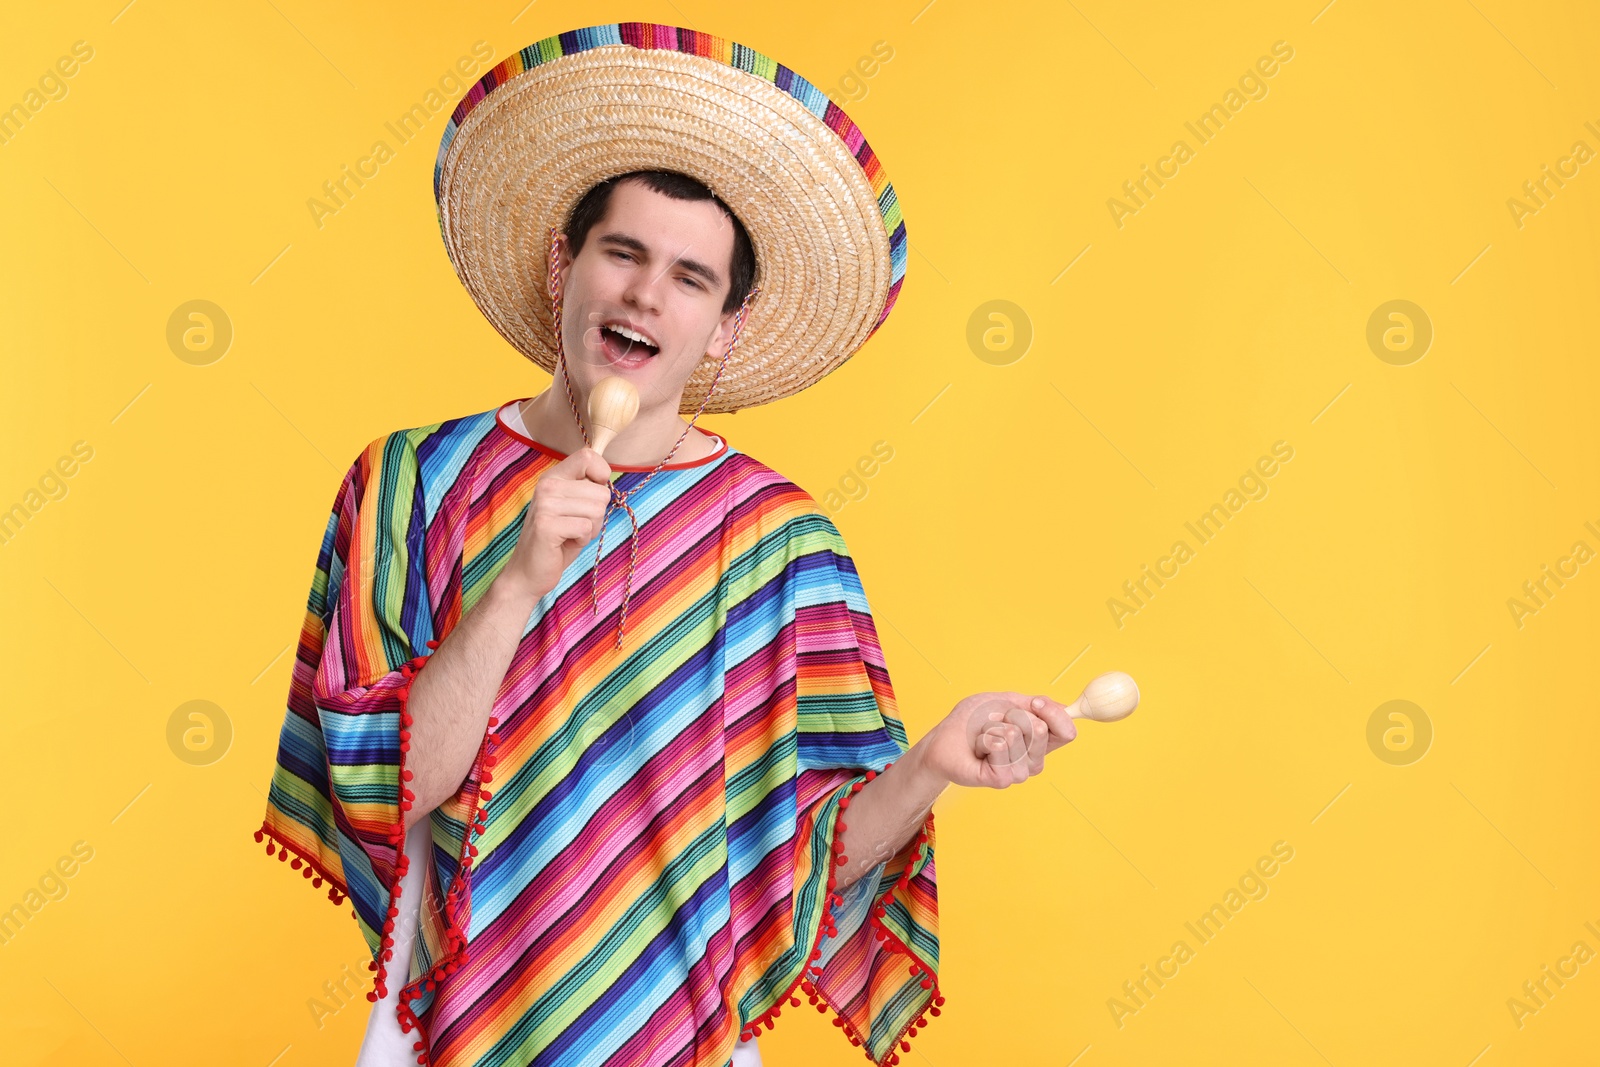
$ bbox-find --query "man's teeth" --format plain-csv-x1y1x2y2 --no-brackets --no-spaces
608,324,656,349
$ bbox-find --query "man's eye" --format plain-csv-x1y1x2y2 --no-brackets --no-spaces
610,250,633,262
680,276,702,290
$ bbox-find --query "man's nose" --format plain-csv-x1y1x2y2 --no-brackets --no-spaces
621,262,669,311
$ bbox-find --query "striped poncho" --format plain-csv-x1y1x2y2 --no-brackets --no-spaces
255,398,941,1067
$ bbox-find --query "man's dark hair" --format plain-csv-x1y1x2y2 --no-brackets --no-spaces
564,169,757,314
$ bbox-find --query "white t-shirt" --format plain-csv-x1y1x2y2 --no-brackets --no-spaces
354,817,434,1065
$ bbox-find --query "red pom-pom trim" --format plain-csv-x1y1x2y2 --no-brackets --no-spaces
386,644,502,1066
253,822,348,905
255,638,501,1066
737,767,941,1067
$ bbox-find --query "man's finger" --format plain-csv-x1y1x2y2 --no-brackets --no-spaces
1008,707,1048,778
576,447,614,486
998,691,1076,750
1028,713,1049,774
547,481,613,513
1032,699,1077,750
991,705,1035,782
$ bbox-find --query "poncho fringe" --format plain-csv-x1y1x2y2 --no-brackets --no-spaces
738,767,942,1067
256,779,941,1067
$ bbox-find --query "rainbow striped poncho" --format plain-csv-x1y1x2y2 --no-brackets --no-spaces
256,399,941,1067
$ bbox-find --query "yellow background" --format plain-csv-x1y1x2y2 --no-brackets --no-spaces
2,1,1597,1064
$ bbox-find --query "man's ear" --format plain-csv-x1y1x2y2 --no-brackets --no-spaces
704,305,740,361
554,232,574,276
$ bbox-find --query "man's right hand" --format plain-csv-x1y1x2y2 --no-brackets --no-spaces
503,446,614,599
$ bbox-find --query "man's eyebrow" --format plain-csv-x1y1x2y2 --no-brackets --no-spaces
595,230,723,288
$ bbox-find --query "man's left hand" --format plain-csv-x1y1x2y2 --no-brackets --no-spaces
911,691,1077,790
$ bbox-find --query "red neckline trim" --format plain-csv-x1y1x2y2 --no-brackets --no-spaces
495,398,730,471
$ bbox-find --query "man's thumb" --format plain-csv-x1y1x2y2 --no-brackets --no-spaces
576,446,614,485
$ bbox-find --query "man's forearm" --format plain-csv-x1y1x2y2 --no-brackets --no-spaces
402,572,543,830
831,741,948,892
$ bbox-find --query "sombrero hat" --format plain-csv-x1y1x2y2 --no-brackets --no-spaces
432,22,907,415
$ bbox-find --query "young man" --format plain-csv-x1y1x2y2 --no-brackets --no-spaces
256,25,1080,1067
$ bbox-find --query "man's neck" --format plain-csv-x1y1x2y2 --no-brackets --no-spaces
518,388,717,466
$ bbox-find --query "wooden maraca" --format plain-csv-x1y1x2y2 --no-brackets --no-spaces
587,375,640,457
1066,671,1140,722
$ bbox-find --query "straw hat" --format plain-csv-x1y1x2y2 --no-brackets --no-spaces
432,23,907,414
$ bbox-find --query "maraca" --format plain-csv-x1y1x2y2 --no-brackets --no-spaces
587,375,640,457
1066,671,1140,722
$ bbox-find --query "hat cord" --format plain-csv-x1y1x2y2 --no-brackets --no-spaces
545,226,760,650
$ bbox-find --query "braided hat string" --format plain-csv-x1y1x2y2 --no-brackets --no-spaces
545,226,760,650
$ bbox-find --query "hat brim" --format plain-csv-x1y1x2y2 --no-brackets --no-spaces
434,27,905,414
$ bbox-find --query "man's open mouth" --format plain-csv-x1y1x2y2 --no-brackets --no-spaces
599,323,659,363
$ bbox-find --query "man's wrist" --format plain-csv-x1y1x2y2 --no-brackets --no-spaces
490,567,550,609
896,740,950,806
